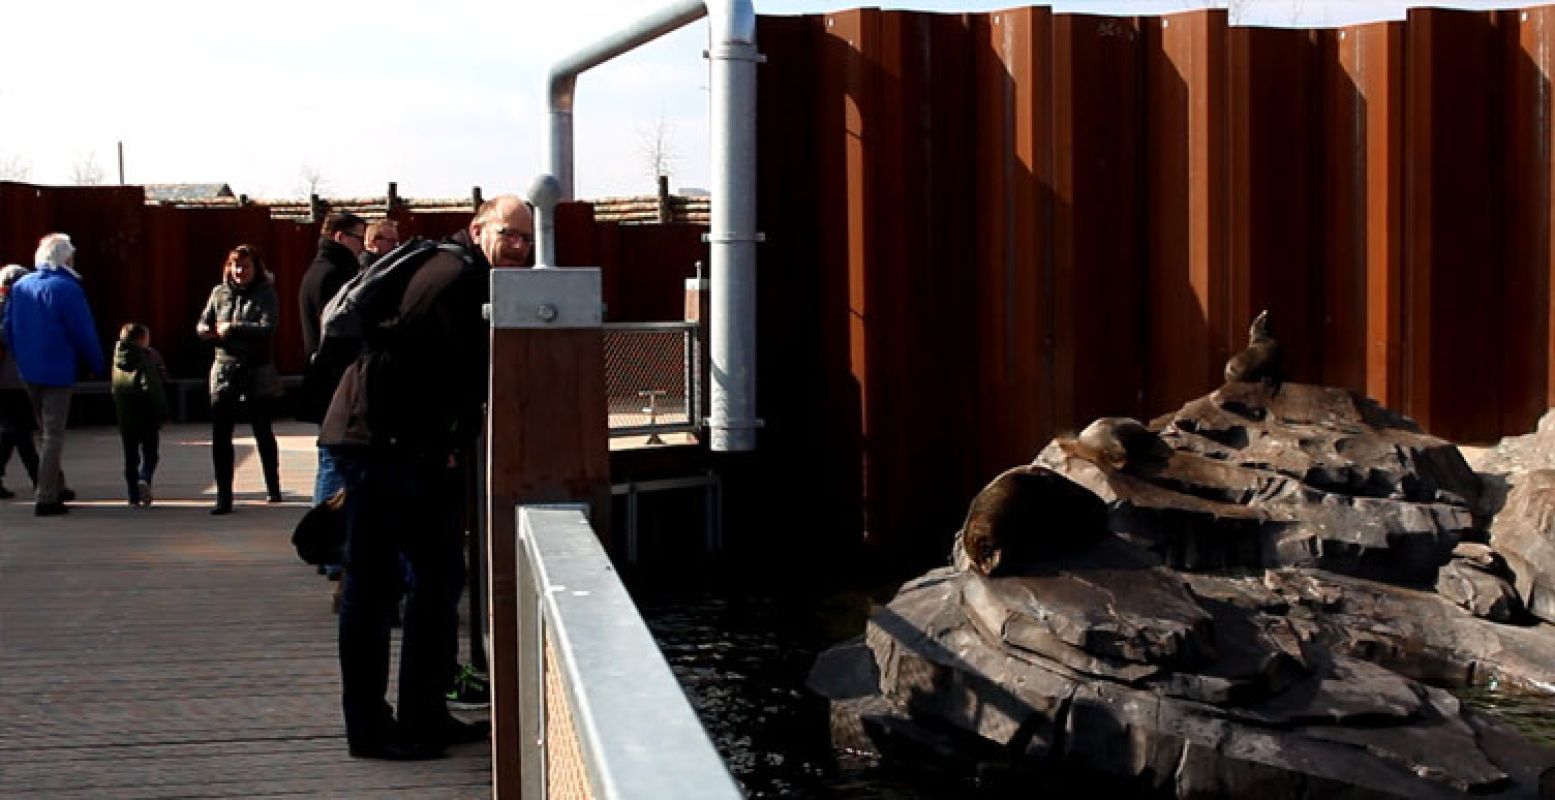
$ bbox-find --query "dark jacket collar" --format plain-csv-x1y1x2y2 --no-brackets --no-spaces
318,237,358,270
445,229,492,270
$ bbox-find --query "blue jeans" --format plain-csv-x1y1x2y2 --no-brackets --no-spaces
315,445,346,577
119,428,160,503
314,444,345,504
334,447,465,747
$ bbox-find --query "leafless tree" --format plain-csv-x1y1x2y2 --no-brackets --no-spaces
297,163,330,198
0,153,31,181
638,115,680,185
71,151,104,186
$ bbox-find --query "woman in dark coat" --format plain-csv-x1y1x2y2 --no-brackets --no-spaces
196,244,283,514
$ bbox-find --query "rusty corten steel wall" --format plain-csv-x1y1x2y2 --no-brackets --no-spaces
0,187,704,383
752,6,1555,564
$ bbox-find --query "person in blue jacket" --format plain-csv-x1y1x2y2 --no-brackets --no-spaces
0,233,106,516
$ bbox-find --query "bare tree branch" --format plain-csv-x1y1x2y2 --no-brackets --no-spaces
71,151,104,186
297,163,330,198
0,153,31,181
637,115,680,186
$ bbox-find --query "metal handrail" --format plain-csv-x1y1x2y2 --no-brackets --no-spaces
517,504,741,799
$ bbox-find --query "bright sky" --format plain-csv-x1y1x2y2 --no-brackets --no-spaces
0,0,1533,200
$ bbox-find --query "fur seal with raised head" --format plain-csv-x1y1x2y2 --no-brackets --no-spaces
1058,416,1173,475
956,465,1110,576
1223,309,1283,387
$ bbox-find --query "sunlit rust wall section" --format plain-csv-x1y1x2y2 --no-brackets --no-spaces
1502,7,1555,435
1145,11,1231,418
753,6,1555,562
974,8,1052,481
1327,22,1406,409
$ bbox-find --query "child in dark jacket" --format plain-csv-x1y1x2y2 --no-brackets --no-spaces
112,323,171,507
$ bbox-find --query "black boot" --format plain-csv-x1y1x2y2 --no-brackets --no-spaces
211,492,233,515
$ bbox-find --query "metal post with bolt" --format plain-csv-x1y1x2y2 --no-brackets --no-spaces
485,174,610,798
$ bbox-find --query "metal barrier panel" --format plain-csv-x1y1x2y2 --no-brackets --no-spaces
603,322,699,438
517,505,741,800
544,638,594,800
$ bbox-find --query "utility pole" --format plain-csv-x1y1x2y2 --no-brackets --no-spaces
117,141,124,185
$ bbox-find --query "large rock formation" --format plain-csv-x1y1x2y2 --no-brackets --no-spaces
1466,410,1555,625
812,384,1555,798
1490,471,1555,624
1035,382,1481,585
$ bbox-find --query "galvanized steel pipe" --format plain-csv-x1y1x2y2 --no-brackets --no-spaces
544,0,761,452
525,174,562,269
704,0,760,452
546,0,709,201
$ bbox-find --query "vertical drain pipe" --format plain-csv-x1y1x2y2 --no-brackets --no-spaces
705,0,761,452
545,0,761,452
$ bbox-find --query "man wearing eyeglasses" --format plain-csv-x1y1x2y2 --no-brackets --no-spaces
298,211,369,594
360,219,400,268
321,195,532,760
300,212,369,365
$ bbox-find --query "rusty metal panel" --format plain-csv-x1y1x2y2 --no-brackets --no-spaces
1502,7,1554,435
1405,8,1504,442
1229,27,1322,385
972,8,1051,478
862,11,980,557
1051,15,1147,426
1325,22,1406,408
1144,10,1230,415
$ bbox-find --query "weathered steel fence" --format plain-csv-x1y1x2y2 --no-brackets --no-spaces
751,6,1555,562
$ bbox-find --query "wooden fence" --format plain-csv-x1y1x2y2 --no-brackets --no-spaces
0,185,706,382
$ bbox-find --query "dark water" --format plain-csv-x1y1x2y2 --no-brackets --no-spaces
1458,684,1555,748
638,587,991,799
638,585,1555,799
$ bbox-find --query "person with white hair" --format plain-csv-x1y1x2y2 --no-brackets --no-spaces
0,234,106,516
0,263,41,499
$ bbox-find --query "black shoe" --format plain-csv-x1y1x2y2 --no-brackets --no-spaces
348,738,447,761
434,717,490,747
58,487,76,502
267,490,283,503
0,484,13,499
34,502,68,517
210,501,233,516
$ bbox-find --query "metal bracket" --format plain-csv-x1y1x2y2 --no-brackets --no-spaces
703,47,767,63
490,268,602,329
701,232,766,244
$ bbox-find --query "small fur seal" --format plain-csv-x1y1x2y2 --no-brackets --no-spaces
957,465,1110,576
1223,309,1283,387
1058,416,1173,475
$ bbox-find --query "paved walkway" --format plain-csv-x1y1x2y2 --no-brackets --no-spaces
0,423,491,798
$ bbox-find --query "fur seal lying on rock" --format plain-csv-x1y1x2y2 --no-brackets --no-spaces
1224,309,1283,387
956,465,1110,576
1059,416,1173,476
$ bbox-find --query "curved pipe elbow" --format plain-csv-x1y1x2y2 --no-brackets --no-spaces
548,71,577,115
